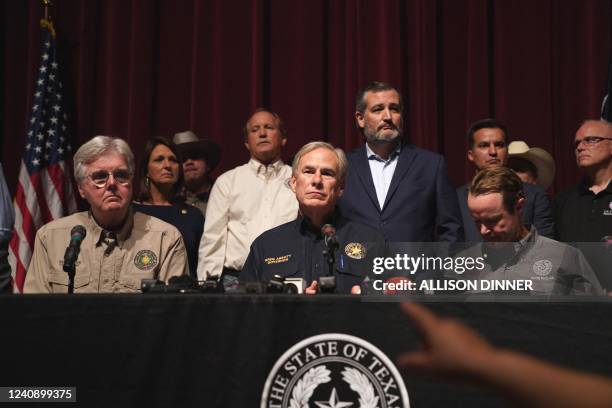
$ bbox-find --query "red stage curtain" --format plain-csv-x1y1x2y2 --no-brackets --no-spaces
2,0,610,195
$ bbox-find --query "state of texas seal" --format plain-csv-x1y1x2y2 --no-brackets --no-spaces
261,333,410,408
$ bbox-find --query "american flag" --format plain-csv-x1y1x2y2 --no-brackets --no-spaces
8,19,77,293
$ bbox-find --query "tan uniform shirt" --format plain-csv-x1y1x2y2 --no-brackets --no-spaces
24,210,187,293
184,189,209,216
198,159,298,279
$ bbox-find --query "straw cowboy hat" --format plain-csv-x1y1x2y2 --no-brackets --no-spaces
508,141,555,190
172,130,221,172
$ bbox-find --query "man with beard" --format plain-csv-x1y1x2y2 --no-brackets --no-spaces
173,130,221,217
338,82,463,243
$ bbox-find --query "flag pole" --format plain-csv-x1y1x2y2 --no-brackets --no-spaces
40,0,56,38
9,0,77,292
42,0,52,22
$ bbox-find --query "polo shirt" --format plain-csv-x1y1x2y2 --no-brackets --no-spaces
553,180,612,242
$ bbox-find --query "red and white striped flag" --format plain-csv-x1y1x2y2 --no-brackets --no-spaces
9,19,77,293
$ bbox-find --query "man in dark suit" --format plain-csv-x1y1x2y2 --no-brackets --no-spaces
338,82,463,243
457,119,554,241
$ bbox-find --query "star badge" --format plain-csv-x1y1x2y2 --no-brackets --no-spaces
315,388,353,408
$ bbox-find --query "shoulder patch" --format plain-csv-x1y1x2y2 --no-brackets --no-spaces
533,259,552,276
134,250,158,270
344,242,367,260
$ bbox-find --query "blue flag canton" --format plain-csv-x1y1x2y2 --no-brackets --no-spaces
24,26,72,175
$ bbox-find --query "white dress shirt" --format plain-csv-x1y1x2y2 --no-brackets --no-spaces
197,158,298,279
366,143,400,209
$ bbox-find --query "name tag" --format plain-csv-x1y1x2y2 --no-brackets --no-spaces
264,254,292,265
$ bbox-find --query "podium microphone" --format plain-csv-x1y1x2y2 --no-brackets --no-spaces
321,224,338,250
63,225,86,293
321,224,338,277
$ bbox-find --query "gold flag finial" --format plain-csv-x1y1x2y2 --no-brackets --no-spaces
41,0,53,22
40,0,56,38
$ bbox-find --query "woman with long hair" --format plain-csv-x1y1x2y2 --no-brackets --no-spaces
133,137,204,278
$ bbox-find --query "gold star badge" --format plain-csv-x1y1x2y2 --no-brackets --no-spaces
344,242,366,259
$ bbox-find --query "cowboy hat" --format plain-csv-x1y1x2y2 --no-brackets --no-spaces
173,130,221,172
508,141,555,190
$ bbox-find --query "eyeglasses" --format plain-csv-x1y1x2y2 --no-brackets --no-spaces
573,136,612,150
87,169,132,188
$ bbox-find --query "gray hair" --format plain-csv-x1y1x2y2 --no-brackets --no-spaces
73,135,135,183
292,141,348,183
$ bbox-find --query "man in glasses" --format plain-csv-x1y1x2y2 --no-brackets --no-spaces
554,119,612,242
24,136,187,293
553,120,612,291
457,119,554,241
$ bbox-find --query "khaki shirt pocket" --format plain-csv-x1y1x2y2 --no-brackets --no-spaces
117,275,143,292
118,265,158,292
48,270,91,293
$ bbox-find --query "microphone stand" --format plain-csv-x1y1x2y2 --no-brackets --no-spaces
63,263,75,294
62,225,87,294
320,224,339,290
323,239,337,278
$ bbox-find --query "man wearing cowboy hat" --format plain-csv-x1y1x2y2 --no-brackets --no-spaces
457,118,554,242
507,141,556,189
173,131,221,216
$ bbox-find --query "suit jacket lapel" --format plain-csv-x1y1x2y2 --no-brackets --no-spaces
383,144,416,211
354,145,382,212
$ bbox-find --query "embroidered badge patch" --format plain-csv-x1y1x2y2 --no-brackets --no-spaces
134,250,158,270
533,259,552,276
344,242,366,259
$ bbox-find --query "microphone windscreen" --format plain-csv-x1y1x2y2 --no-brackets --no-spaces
70,225,87,240
321,224,336,237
